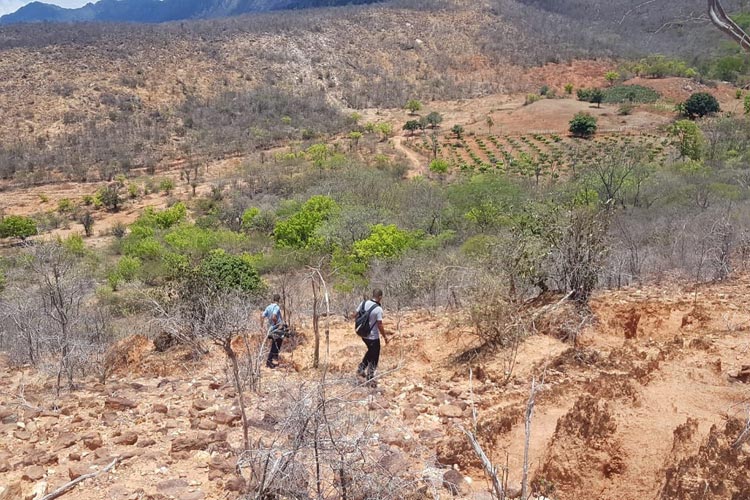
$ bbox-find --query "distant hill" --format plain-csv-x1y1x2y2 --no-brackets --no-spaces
0,0,385,24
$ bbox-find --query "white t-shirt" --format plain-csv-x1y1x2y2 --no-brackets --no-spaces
358,299,383,340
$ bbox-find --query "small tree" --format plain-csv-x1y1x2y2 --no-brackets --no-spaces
564,83,574,95
668,120,704,160
425,111,443,128
452,124,465,140
605,71,620,85
429,158,450,175
79,212,94,237
98,183,123,212
0,215,38,240
405,99,422,115
486,115,495,134
348,131,363,150
590,88,604,108
683,92,721,118
569,112,598,138
402,120,421,136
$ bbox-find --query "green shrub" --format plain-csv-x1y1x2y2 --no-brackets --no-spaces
564,83,574,95
352,224,417,262
197,250,262,294
241,207,261,230
683,92,721,118
525,94,541,105
57,198,75,214
274,195,338,249
569,112,598,138
429,158,450,174
0,215,38,240
135,203,187,230
159,178,175,195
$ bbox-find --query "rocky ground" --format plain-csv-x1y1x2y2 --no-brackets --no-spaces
1,275,750,500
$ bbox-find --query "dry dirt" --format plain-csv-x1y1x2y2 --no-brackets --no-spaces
1,274,749,500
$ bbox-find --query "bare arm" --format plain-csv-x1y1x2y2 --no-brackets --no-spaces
377,320,388,344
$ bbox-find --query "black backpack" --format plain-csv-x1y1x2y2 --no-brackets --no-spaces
355,302,379,337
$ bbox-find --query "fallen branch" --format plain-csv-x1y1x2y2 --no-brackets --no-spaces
41,457,121,500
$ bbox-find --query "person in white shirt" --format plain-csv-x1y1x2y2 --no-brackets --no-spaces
356,289,389,386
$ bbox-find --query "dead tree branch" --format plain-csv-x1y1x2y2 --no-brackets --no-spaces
41,457,121,500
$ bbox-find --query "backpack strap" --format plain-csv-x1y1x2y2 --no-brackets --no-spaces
365,302,379,322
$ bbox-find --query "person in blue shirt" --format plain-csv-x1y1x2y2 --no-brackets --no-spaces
261,294,284,369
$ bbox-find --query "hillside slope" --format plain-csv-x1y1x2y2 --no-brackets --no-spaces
1,275,749,499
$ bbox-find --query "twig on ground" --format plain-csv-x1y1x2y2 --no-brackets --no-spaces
41,457,121,500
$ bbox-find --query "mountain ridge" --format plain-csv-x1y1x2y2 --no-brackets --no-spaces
0,0,385,24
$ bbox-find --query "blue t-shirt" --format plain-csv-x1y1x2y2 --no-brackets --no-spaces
263,303,283,330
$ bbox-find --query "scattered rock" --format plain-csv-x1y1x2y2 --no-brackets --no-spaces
443,469,470,496
22,466,45,482
192,399,211,412
55,432,77,450
438,404,463,418
171,432,225,453
68,464,90,480
14,430,31,441
197,419,217,431
114,432,139,446
83,433,104,451
213,410,240,426
104,397,138,411
731,365,750,383
152,404,168,414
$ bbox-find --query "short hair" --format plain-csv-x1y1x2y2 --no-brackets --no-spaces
272,293,281,302
372,289,383,300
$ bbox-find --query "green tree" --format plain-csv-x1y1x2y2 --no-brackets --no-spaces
683,92,721,118
405,99,422,115
605,71,620,85
452,124,465,140
403,120,421,136
306,143,332,168
425,111,443,128
0,215,38,240
668,120,704,160
569,112,598,138
564,83,574,95
590,88,604,108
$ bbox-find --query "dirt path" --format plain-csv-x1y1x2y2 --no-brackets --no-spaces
393,134,428,178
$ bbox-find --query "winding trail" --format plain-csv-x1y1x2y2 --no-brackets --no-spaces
393,134,428,178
